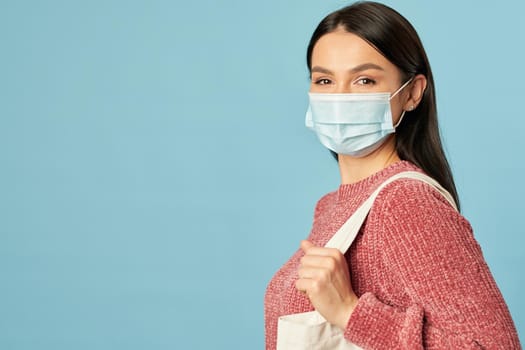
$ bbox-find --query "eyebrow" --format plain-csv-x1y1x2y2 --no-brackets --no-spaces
311,63,385,75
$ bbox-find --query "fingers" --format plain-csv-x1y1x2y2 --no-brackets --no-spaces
295,241,358,329
301,240,341,257
297,240,347,290
297,265,327,281
298,241,345,281
300,240,315,251
295,265,340,297
295,277,319,295
300,254,338,272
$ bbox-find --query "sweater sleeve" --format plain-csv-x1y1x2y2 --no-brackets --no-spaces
343,180,521,349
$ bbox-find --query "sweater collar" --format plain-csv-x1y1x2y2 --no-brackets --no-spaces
336,160,417,202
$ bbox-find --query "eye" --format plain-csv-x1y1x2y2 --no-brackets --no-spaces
356,77,376,85
314,78,332,85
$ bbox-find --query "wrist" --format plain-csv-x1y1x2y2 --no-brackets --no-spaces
336,294,359,330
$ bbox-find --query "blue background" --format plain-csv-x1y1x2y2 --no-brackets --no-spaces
1,0,523,348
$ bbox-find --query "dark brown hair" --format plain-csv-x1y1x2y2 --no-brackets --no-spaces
307,1,460,209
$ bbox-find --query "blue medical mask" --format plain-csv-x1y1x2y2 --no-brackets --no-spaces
305,79,413,157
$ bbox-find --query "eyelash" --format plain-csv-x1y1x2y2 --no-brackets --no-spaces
314,78,332,85
312,77,377,86
356,78,376,85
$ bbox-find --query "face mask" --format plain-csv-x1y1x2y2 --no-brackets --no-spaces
305,79,412,157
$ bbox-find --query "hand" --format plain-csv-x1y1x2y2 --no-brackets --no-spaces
295,240,359,330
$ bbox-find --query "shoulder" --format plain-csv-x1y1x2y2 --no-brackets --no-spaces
364,176,483,268
368,176,473,241
375,176,457,215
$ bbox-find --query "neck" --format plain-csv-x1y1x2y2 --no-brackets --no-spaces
338,137,401,184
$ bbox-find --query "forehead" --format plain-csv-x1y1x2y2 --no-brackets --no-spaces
311,30,396,73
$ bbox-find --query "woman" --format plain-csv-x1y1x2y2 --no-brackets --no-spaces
264,2,521,349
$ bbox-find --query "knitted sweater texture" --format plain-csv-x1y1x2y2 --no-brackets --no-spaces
264,161,520,349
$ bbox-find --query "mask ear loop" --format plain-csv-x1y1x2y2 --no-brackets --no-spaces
390,77,414,129
389,77,414,99
393,111,406,128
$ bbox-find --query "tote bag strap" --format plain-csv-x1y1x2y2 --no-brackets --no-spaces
324,171,458,253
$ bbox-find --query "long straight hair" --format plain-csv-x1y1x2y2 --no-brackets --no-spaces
306,1,460,209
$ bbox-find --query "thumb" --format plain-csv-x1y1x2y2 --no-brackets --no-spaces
300,240,315,252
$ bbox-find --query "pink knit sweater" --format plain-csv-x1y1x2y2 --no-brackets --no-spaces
265,161,520,349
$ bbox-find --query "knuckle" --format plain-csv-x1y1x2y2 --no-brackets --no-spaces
311,280,321,294
333,250,344,262
318,269,329,283
300,256,307,265
328,248,340,257
326,257,336,270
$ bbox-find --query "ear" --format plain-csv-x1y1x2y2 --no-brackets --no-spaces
404,74,427,111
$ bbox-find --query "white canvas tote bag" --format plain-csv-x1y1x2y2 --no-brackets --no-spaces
276,171,457,350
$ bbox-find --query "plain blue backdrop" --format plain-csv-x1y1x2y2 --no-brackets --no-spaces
1,0,523,348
